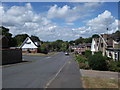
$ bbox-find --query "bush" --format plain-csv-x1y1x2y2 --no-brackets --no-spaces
76,55,87,63
107,60,120,72
39,47,48,54
88,53,108,71
75,54,90,69
79,62,90,69
85,50,92,58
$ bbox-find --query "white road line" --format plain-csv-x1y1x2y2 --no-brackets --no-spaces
45,59,68,88
46,57,51,59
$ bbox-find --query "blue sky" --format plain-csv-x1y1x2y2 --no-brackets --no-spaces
1,2,119,41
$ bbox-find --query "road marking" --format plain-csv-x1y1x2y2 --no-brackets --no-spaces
46,57,51,59
45,60,68,88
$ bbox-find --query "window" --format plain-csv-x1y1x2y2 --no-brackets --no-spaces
101,43,103,47
26,42,31,44
115,52,117,61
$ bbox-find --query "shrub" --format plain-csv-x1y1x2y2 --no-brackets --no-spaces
39,47,48,54
79,62,90,69
76,55,87,63
85,50,92,58
107,60,120,72
88,53,108,71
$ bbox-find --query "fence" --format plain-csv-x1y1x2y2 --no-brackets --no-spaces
1,49,22,65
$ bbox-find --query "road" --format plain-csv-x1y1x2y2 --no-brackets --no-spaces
2,52,83,88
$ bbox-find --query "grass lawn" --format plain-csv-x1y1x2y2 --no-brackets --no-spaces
82,76,119,88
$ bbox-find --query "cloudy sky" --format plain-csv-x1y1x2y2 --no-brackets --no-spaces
0,2,119,41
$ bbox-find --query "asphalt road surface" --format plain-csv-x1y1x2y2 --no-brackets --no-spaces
2,52,83,88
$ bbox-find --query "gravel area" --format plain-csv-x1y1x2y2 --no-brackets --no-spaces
80,69,119,79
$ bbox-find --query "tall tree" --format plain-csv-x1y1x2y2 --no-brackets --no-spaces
0,26,16,47
14,34,29,46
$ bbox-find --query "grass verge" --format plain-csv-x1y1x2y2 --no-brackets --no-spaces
82,76,119,88
22,52,57,56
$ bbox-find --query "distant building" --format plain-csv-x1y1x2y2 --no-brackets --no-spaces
91,34,120,61
20,37,40,53
71,43,91,54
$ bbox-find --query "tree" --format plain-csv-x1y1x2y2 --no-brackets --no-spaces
0,26,16,47
112,30,120,41
39,43,48,54
92,34,99,38
69,40,75,46
75,37,84,45
14,34,29,46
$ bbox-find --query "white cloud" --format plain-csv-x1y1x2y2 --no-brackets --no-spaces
1,3,119,41
47,2,103,22
72,10,119,37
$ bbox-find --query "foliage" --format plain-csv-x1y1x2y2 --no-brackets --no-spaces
14,34,29,46
75,54,90,69
92,34,99,38
76,54,87,63
84,50,92,58
79,62,90,69
112,30,120,41
39,43,48,54
74,37,92,45
0,26,16,47
88,52,108,71
107,60,120,72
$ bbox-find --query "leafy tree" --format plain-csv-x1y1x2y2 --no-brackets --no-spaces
0,26,16,47
75,37,84,45
92,34,99,38
69,40,75,46
112,30,120,41
39,43,48,54
14,34,29,46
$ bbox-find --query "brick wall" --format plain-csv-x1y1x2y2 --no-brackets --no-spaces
1,49,22,65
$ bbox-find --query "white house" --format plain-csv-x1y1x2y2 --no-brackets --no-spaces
91,38,98,55
91,34,120,61
20,37,40,53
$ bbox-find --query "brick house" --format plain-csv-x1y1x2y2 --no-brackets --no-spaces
71,43,91,54
91,34,120,61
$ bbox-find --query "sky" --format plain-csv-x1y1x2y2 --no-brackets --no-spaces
0,2,119,41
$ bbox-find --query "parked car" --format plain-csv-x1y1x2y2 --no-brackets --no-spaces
65,52,69,55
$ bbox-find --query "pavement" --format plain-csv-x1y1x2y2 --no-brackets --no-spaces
2,52,82,88
47,55,83,88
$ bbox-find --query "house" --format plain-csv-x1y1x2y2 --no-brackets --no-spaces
91,38,99,55
91,34,120,61
71,43,91,54
20,37,40,53
106,39,120,61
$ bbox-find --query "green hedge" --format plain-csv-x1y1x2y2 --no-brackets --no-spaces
88,53,108,71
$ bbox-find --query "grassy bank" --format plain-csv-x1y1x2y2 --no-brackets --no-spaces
82,76,119,88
